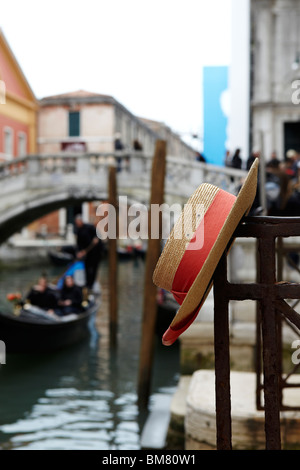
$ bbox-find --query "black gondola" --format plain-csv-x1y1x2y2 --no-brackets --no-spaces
48,246,76,266
117,246,134,260
156,289,179,337
0,299,99,354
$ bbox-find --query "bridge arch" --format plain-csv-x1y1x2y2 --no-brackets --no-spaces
0,152,247,245
0,187,153,245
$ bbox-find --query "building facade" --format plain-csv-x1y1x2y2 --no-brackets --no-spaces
37,90,158,155
0,29,197,240
37,90,197,160
138,117,198,161
35,90,197,237
228,0,251,164
0,29,37,161
251,0,300,160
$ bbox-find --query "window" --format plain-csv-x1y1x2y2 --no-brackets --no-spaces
4,127,13,158
18,132,27,157
69,111,80,137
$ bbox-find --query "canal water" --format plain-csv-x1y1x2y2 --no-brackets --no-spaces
0,256,179,450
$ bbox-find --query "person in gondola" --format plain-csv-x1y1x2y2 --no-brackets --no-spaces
74,215,103,292
26,276,58,313
57,275,84,315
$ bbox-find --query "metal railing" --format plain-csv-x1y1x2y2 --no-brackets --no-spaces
213,216,300,450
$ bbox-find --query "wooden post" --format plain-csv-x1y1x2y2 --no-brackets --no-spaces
138,140,167,408
108,165,118,347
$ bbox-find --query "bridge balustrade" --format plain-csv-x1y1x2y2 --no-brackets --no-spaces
0,151,247,243
0,152,246,195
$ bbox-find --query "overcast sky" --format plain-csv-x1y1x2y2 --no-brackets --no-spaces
1,0,232,146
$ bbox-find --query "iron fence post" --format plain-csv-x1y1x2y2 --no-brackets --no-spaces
213,252,232,450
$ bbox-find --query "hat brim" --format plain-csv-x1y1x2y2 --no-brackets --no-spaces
154,158,259,345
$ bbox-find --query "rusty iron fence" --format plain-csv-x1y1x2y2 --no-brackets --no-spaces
213,216,300,450
256,235,300,414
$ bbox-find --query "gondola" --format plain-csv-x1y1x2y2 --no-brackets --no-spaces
48,246,76,266
117,246,134,260
156,289,179,337
1,260,100,353
133,242,147,260
0,297,99,353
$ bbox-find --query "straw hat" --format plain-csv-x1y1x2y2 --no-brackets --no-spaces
153,158,259,346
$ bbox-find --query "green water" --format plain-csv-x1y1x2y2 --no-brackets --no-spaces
0,257,179,450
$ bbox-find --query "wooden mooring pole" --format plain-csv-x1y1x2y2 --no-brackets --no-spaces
137,140,167,408
108,165,118,347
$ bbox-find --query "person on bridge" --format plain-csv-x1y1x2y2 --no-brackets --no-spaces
74,215,103,291
231,148,242,169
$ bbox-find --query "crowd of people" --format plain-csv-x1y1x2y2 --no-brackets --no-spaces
264,149,300,217
225,147,300,217
26,274,84,318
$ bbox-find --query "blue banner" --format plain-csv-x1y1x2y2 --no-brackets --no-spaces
203,66,229,166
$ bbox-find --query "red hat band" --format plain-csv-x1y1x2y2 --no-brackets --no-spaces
162,189,237,346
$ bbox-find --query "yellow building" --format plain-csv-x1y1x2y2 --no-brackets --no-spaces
0,29,37,160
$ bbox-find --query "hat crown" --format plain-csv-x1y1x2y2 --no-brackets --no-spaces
153,158,259,346
153,183,222,291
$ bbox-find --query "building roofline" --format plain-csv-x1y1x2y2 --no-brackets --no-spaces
39,91,115,106
38,89,197,152
0,27,37,102
38,90,160,139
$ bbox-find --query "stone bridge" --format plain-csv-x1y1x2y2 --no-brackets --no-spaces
0,152,247,244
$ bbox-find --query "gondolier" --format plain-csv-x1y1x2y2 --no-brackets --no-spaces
74,215,103,291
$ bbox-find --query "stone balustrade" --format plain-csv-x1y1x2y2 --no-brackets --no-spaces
0,152,247,243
